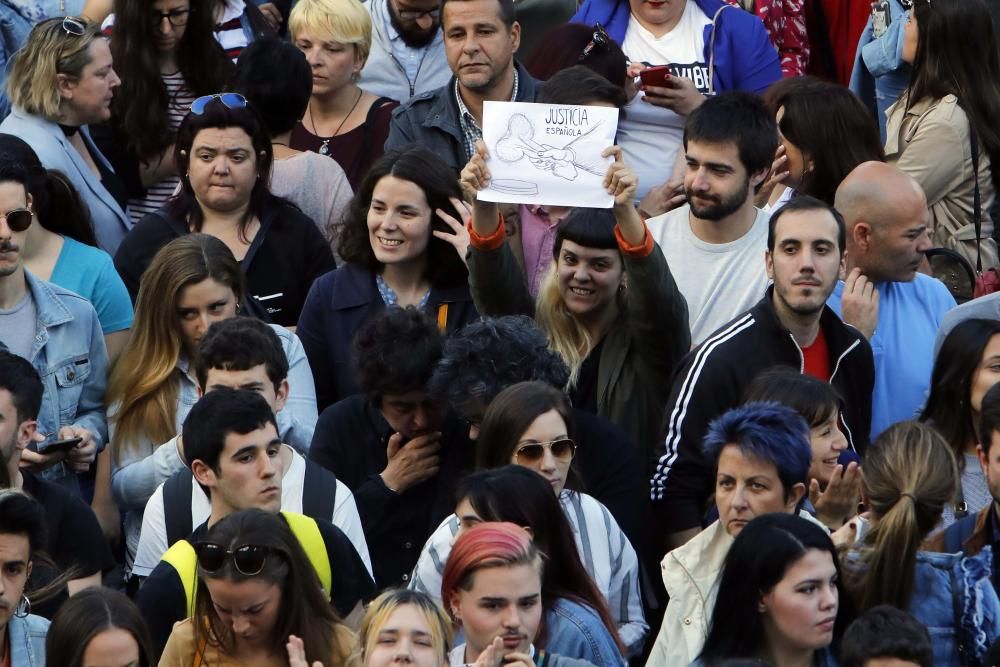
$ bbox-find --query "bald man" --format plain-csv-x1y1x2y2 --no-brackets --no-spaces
827,162,955,440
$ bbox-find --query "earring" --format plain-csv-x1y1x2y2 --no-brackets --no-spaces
235,302,242,314
14,594,29,618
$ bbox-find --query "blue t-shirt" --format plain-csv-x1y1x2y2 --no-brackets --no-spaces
49,236,133,334
827,273,955,441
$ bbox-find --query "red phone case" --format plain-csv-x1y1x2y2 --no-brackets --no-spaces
639,65,671,87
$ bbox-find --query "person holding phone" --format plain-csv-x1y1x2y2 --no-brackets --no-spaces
568,0,782,213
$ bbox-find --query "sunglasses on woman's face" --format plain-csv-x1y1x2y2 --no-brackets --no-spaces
0,208,33,233
194,542,273,576
190,93,249,116
513,438,576,465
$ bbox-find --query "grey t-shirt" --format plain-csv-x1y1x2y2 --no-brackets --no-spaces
0,291,36,360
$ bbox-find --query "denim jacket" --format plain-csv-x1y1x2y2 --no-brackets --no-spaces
546,598,626,667
848,0,911,141
7,613,48,667
25,271,109,485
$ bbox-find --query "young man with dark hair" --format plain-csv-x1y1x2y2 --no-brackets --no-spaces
645,92,779,346
839,605,933,667
136,389,375,661
131,316,369,580
651,195,874,551
0,351,113,615
0,158,106,490
648,402,824,667
385,0,539,171
308,307,466,589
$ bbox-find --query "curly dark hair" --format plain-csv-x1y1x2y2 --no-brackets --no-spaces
351,306,443,403
110,0,234,161
337,145,468,287
428,316,570,420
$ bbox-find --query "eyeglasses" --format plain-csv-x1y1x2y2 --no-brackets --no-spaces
0,208,33,233
579,24,610,62
513,438,576,464
153,8,190,28
61,16,88,36
190,93,248,115
397,6,441,20
194,542,274,576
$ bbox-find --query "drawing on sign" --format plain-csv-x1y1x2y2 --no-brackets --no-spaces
494,113,604,182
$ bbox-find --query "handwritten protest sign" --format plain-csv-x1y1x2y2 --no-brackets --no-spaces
478,101,620,208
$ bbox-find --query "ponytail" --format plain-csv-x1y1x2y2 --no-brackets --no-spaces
844,422,957,612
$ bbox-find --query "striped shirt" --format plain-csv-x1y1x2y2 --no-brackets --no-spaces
409,490,648,655
215,0,249,61
127,72,196,224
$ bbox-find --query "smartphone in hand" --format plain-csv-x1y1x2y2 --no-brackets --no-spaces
639,65,671,88
40,436,83,454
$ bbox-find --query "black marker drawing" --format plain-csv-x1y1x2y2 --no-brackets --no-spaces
495,113,605,181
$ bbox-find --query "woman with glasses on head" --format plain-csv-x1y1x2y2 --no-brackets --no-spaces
288,0,399,190
113,93,335,327
411,382,647,658
159,508,356,667
102,0,233,225
0,16,129,254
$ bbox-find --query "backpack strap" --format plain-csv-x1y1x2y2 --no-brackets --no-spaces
281,511,333,598
302,460,337,524
161,539,199,617
164,471,195,548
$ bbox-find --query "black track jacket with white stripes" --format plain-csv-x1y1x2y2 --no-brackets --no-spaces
648,287,874,534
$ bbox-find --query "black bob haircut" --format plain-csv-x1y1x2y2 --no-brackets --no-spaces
352,306,444,403
683,91,777,181
766,194,846,255
231,37,313,137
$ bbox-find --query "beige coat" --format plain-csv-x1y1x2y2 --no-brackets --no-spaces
885,94,999,270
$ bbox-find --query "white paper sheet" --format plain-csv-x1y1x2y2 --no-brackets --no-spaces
478,101,620,208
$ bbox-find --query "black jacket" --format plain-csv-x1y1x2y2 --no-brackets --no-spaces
384,61,541,172
113,197,335,327
649,287,875,533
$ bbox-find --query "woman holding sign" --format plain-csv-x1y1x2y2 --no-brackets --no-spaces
452,139,689,468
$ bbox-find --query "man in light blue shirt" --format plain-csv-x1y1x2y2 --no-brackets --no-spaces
827,162,955,441
360,0,451,102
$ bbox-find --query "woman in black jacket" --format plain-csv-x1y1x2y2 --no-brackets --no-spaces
114,93,335,327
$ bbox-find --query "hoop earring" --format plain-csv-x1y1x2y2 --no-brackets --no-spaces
14,594,29,618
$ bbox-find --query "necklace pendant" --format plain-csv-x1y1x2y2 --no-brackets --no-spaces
319,140,330,156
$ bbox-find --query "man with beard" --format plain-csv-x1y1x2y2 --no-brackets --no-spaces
828,161,954,441
649,196,875,552
646,92,776,346
360,0,452,101
0,159,106,493
385,0,540,171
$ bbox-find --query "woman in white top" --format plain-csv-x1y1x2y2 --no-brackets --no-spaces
232,36,353,256
409,381,647,657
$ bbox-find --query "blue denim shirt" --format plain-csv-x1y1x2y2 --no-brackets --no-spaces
7,613,49,667
849,1,912,141
909,548,1000,666
25,270,109,487
546,598,626,667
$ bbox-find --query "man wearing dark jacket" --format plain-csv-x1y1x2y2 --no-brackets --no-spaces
650,196,875,551
384,0,540,171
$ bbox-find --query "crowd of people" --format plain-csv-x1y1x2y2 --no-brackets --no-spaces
1,0,1000,664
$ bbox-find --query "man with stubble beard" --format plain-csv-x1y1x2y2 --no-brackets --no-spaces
646,91,777,347
360,0,453,101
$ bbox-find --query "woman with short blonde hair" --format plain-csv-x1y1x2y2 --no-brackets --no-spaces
289,0,398,188
0,16,131,253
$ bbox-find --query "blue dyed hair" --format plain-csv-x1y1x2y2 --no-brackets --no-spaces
702,401,812,500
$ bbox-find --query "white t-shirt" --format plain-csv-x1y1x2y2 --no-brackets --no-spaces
647,204,771,346
130,446,372,577
620,2,712,200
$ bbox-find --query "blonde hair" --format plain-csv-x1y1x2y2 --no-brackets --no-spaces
6,17,104,120
843,420,958,613
349,590,452,667
289,0,373,64
107,235,245,458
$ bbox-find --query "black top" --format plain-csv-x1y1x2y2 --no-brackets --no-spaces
21,471,115,619
309,395,473,588
113,197,336,327
570,337,605,416
136,514,375,661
